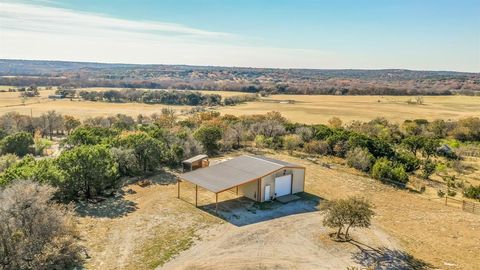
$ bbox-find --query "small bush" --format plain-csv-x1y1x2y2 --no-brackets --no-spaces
303,140,330,155
283,134,302,154
333,141,348,158
447,189,457,197
371,157,409,184
346,147,374,172
437,189,445,198
0,153,19,172
463,185,480,201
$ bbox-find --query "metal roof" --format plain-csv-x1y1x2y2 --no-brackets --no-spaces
182,154,208,164
179,155,304,193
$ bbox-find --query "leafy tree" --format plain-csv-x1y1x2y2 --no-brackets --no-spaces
65,126,117,146
194,125,222,155
421,138,440,158
421,159,436,179
64,115,81,134
1,132,34,156
0,181,83,269
394,150,420,172
401,135,425,156
56,145,118,199
323,197,375,240
110,147,141,176
114,132,166,174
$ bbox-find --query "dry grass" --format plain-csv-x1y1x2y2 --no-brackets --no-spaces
216,95,480,124
1,87,477,124
77,172,221,270
77,153,479,270
0,88,249,119
265,152,480,270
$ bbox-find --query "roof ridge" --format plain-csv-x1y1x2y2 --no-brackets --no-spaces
244,155,284,167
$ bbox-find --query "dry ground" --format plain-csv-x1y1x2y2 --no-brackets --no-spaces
216,95,480,124
78,153,479,270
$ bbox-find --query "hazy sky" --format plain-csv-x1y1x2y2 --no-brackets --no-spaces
1,0,479,71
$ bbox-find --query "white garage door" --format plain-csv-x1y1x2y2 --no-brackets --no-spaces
275,175,292,197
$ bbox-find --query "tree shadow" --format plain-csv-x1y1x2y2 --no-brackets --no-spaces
350,240,432,270
148,169,178,185
75,190,138,218
199,192,323,227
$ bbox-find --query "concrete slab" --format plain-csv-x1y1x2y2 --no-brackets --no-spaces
276,194,301,203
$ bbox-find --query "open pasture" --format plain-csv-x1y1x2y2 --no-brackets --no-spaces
216,95,480,124
0,87,478,124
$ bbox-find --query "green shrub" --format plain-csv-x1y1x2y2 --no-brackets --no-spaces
1,132,34,157
463,185,480,201
395,150,420,172
371,157,409,184
56,145,118,199
194,125,222,155
421,159,436,179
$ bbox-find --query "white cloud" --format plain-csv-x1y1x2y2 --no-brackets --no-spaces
2,1,475,71
0,1,339,68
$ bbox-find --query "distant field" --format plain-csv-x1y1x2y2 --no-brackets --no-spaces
216,95,480,124
0,87,478,123
0,87,249,119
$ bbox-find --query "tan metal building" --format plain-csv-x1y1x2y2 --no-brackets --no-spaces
178,155,306,211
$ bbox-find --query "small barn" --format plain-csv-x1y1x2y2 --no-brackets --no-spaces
178,155,306,211
182,154,209,172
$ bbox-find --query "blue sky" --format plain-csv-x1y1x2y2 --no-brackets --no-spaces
0,0,479,71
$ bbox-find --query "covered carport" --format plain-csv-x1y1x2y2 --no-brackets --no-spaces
177,155,305,213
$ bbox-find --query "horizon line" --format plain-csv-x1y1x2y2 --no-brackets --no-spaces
1,58,478,74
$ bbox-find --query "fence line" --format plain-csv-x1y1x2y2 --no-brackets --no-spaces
444,196,480,215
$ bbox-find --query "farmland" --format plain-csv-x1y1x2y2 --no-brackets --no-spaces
216,94,480,124
0,86,478,124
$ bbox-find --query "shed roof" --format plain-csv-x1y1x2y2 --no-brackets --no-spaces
179,155,304,193
182,154,208,164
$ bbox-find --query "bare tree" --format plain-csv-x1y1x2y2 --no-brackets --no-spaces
0,181,84,269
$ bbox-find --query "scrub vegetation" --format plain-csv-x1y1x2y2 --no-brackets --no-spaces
0,97,479,268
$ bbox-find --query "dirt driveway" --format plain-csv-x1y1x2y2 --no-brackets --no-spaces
161,198,407,270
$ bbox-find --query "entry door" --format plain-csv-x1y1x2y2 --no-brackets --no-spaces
275,175,292,197
264,185,271,201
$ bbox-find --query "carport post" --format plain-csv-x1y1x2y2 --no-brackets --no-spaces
195,185,198,207
215,193,218,214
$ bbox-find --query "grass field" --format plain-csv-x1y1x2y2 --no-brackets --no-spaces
0,88,249,119
216,95,480,124
0,87,478,124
